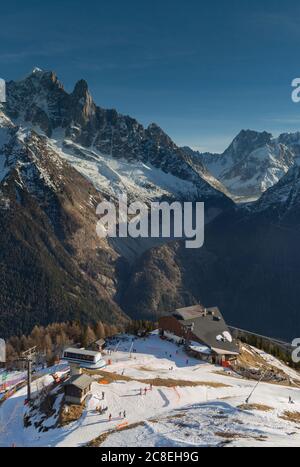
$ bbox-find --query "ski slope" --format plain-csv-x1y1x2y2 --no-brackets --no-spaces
1,333,300,447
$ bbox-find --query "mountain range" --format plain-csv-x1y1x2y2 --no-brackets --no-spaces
183,129,300,201
123,165,300,339
1,68,300,339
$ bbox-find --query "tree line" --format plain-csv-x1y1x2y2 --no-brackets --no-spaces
5,319,156,368
239,333,300,371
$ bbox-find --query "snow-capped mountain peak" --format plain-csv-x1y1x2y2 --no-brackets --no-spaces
1,71,233,209
251,164,300,218
224,129,273,162
186,129,298,201
31,66,44,74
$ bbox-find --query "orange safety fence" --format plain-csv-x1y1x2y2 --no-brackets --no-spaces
116,422,129,430
98,379,110,385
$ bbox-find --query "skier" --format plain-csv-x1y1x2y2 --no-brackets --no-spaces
123,410,126,418
109,414,112,422
102,391,105,400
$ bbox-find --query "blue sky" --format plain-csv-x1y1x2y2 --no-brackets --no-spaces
1,0,300,152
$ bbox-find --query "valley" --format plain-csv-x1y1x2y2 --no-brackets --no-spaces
1,69,300,339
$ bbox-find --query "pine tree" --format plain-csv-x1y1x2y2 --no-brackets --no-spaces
81,326,96,347
44,334,53,357
94,321,105,339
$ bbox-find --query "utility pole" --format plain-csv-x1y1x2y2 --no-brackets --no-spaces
129,340,134,359
245,368,268,404
19,346,37,403
27,359,32,401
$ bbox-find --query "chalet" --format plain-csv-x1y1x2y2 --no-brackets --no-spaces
63,374,94,405
94,339,106,352
159,305,240,365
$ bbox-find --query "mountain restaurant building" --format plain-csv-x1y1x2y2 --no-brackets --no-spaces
159,305,240,365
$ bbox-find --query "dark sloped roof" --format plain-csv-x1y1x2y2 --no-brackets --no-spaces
175,305,205,320
95,338,105,346
173,306,239,355
64,374,93,390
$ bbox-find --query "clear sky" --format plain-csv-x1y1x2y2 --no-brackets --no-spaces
1,0,300,152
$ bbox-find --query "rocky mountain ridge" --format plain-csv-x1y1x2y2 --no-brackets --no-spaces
184,129,299,201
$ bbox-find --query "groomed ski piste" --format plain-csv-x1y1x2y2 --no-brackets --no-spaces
1,331,300,447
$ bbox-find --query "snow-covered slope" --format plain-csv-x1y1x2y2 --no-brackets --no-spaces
0,109,16,182
278,132,300,159
1,333,300,448
185,130,297,202
49,135,200,202
250,165,300,219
